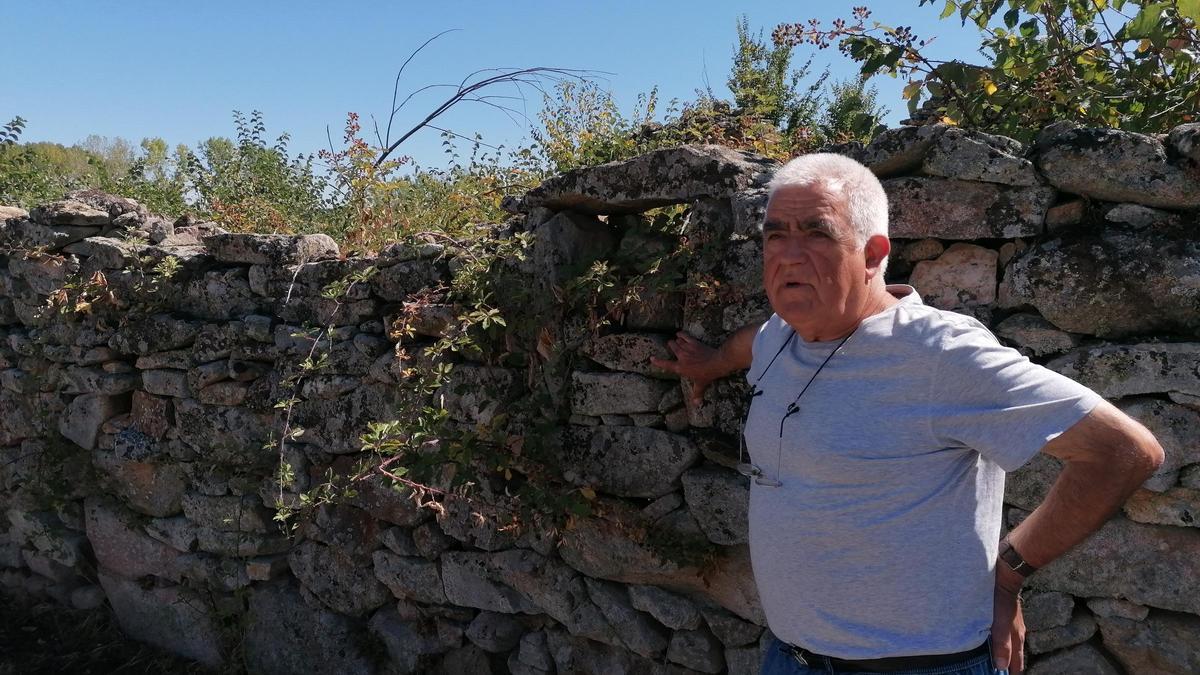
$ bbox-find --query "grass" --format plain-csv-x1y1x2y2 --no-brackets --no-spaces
0,593,213,675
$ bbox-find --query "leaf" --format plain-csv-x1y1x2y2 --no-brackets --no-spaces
984,80,999,96
1121,2,1168,40
941,116,959,126
902,81,923,100
579,486,596,500
1180,0,1200,22
941,1,958,20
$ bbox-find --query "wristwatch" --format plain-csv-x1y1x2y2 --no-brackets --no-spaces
998,539,1038,578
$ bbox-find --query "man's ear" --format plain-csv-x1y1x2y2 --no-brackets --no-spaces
864,234,891,280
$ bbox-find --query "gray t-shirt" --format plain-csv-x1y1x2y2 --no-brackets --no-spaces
744,285,1102,659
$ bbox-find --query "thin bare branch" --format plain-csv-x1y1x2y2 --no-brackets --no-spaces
387,28,463,146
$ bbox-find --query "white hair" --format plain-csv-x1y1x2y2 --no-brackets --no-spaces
766,153,889,246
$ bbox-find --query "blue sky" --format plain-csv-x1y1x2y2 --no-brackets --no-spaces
2,1,984,167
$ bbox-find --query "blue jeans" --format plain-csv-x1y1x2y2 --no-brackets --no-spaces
760,638,1001,675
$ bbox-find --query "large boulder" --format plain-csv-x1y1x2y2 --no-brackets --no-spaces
1033,124,1200,209
520,145,777,214
1000,223,1200,338
884,177,1054,239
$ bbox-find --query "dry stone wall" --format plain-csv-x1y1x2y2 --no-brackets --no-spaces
1,122,1198,674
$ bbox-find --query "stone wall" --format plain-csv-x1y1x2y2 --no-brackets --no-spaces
1,122,1198,674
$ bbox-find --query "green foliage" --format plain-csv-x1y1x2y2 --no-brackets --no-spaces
775,1,1200,139
530,80,664,173
728,15,823,133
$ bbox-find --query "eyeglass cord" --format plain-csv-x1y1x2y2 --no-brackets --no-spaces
741,326,857,487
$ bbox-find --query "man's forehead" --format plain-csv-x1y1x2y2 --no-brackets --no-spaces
764,184,846,223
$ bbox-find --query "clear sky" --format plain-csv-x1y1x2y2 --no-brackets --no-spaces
1,1,985,167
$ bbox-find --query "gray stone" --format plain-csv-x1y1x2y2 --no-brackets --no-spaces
63,236,143,268
441,551,538,614
628,583,700,629
372,258,447,302
1167,121,1200,164
701,605,763,646
177,552,252,592
1026,643,1119,675
1046,343,1200,399
98,569,225,667
564,426,700,498
852,124,946,177
1006,453,1062,511
1034,124,1200,209
528,211,619,289
30,199,112,226
1000,225,1200,338
544,628,667,675
372,550,447,604
181,491,273,532
732,188,769,237
1022,591,1074,631
59,393,127,450
571,371,675,416
195,527,291,558
108,314,200,355
1087,597,1149,621
438,644,492,675
521,145,776,214
1029,517,1200,614
413,521,454,560
681,466,749,545
666,626,725,673
579,333,675,379
85,497,182,581
173,398,271,465
885,177,1054,240
202,232,339,265
245,555,290,581
516,630,555,671
435,365,521,426
9,254,73,295
488,549,620,646
1105,202,1180,228
1026,611,1096,654
1118,400,1200,491
726,644,762,675
1096,611,1200,675
143,516,200,552
994,313,1079,357
92,449,186,517
465,611,525,652
244,582,377,675
585,577,670,657
1123,487,1200,527
1044,199,1086,231
288,540,390,617
377,527,419,556
923,127,1039,186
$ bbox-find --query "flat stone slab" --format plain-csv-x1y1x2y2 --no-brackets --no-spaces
1034,124,1200,209
1046,343,1200,399
884,176,1054,239
520,145,777,214
563,426,700,498
202,233,340,265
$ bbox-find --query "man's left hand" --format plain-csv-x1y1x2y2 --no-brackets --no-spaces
990,565,1026,674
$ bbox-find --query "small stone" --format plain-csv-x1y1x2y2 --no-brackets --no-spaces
1122,487,1200,527
1026,611,1096,654
900,238,944,263
579,333,676,379
994,313,1079,357
197,381,249,406
140,369,190,398
1044,199,1086,231
701,605,763,646
372,550,447,605
59,393,128,450
412,521,454,560
1022,591,1074,631
440,551,537,614
1086,597,1150,621
245,555,290,582
1026,643,1119,675
628,584,702,630
666,626,725,673
465,611,526,652
909,243,998,310
585,577,670,658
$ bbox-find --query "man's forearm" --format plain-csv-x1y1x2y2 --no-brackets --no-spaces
715,323,759,375
1005,404,1164,574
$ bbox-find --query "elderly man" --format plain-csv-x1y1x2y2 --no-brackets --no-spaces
651,153,1163,675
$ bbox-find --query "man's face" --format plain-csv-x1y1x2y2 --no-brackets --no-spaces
762,183,866,330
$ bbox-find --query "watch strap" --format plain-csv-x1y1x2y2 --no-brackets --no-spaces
999,539,1038,578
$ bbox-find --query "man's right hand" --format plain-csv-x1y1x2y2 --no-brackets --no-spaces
650,325,757,404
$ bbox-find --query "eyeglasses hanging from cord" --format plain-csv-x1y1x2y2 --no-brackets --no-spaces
737,327,857,488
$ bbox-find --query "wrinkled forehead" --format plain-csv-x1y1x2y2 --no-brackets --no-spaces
763,182,850,229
